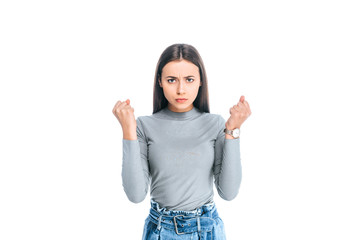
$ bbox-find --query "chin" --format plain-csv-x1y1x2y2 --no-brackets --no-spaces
169,102,192,112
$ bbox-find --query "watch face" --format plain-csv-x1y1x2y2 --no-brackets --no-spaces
233,129,240,138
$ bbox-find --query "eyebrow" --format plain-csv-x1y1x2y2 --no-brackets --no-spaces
165,75,195,78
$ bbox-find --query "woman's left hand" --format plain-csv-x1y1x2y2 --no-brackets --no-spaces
225,95,252,129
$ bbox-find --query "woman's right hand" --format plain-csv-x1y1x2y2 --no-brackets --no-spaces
112,99,137,140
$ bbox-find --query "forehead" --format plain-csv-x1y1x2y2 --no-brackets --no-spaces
162,60,199,76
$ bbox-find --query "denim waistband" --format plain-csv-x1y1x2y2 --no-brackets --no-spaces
148,198,219,235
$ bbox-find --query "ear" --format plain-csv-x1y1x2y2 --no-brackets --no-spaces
158,79,162,87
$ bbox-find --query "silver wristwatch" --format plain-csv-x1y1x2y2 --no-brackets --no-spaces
224,128,240,138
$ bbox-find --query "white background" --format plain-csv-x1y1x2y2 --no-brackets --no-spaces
1,0,359,239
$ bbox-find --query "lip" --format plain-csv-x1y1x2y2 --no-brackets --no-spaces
176,98,188,103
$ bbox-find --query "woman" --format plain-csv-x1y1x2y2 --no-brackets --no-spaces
112,43,251,239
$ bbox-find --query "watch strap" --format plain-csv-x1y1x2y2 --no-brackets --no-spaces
223,127,240,138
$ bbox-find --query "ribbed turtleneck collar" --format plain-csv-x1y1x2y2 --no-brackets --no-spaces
156,105,203,120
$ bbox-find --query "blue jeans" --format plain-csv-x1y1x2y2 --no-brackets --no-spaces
142,198,226,240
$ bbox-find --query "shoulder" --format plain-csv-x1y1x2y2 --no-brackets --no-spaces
202,112,225,123
135,115,151,126
135,114,160,130
136,113,160,122
200,113,226,134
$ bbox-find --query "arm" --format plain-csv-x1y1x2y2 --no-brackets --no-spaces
213,115,242,201
121,117,151,203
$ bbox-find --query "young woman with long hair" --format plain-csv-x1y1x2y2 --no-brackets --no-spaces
112,43,251,239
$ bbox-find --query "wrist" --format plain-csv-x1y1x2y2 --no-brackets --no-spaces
225,134,235,139
225,123,241,130
123,129,137,140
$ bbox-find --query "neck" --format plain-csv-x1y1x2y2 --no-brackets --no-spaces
159,105,202,120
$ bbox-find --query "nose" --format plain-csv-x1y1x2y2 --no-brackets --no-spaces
177,80,185,95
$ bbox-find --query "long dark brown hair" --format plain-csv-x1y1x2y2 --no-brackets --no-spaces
153,43,210,114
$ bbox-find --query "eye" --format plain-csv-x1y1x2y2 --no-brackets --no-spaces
187,78,194,82
167,79,176,83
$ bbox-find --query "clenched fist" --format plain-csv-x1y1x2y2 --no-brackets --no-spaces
112,99,137,140
225,95,252,130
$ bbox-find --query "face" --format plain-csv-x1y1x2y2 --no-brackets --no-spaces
159,60,202,112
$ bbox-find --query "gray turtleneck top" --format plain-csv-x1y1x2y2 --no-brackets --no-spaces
121,106,242,211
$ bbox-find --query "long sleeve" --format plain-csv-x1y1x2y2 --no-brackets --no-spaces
121,117,151,203
213,115,242,201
